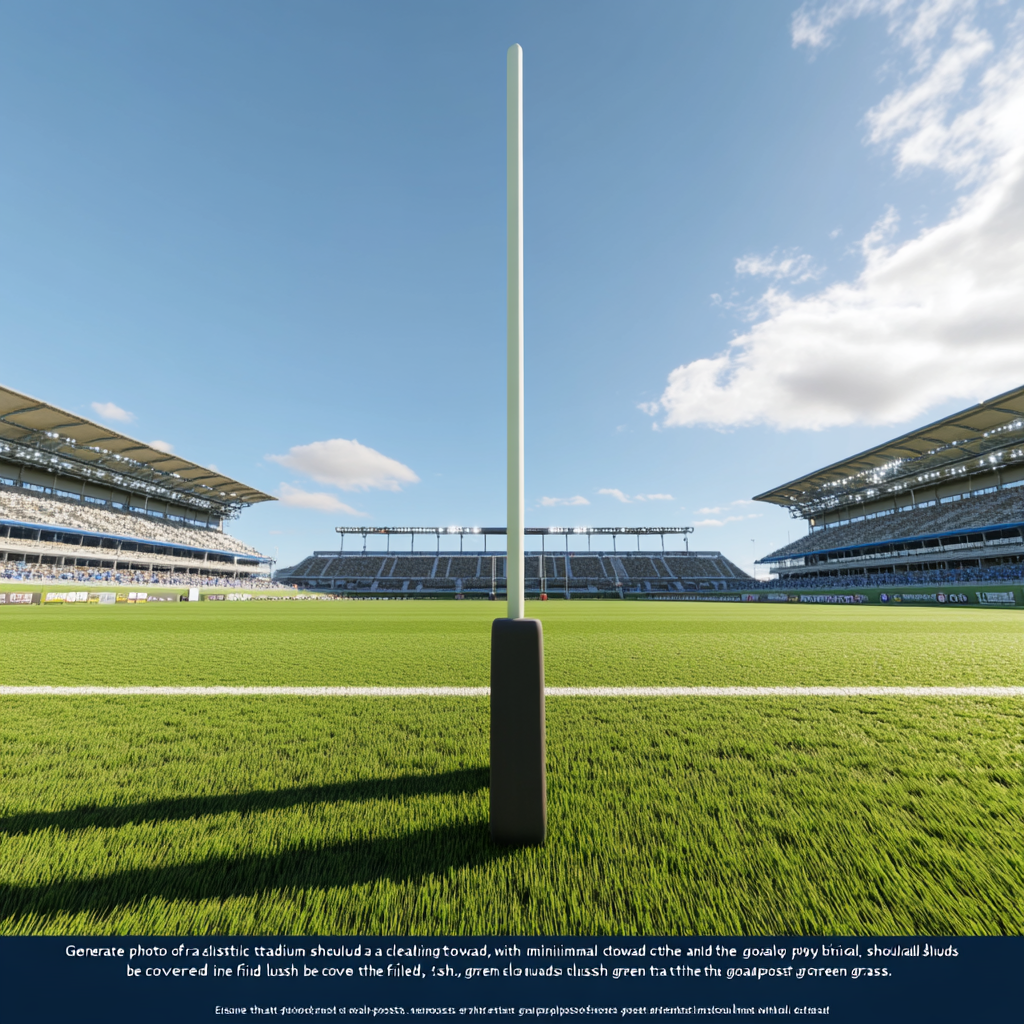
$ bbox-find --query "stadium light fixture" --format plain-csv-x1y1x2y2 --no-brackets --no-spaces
490,43,546,847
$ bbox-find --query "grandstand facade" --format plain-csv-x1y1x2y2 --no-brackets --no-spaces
755,386,1024,584
276,527,750,595
0,383,275,586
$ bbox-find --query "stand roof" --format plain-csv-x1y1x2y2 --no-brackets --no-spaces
754,385,1024,516
0,383,273,515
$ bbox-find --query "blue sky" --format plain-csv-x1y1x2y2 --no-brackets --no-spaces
2,0,1022,575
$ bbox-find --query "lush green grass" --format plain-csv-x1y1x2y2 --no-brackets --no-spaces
2,599,1023,688
1,696,1019,936
1,601,1021,936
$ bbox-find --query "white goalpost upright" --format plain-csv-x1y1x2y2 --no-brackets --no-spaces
506,42,525,622
490,43,547,846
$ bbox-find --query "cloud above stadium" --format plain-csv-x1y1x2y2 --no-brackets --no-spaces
90,401,134,424
266,438,420,492
734,249,822,283
148,440,174,453
599,489,675,503
276,482,366,516
539,495,590,507
692,498,761,527
694,513,762,528
697,499,756,515
642,0,1024,431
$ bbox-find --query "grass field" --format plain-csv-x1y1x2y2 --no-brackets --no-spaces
1,600,1021,936
3,599,1024,688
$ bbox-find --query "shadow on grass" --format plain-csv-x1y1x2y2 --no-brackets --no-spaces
0,768,488,837
0,820,508,922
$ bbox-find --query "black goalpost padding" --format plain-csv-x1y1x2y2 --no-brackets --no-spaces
490,616,546,844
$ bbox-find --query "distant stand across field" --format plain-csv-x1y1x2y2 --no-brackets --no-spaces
276,545,750,597
273,547,1024,597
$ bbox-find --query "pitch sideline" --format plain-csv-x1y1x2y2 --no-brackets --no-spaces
2,686,1022,697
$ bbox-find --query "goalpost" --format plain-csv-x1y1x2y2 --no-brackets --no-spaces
489,44,547,845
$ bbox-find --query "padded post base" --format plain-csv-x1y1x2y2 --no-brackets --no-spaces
490,617,547,844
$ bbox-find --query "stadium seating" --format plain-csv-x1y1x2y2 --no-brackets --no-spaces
0,562,290,590
751,562,1024,589
421,578,456,589
664,556,735,577
0,484,261,557
401,556,438,577
10,555,998,596
624,557,659,578
274,548,751,594
568,556,607,577
543,557,564,579
765,487,1024,562
330,556,389,577
448,557,480,578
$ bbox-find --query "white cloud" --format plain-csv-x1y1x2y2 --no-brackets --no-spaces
866,18,995,181
598,488,674,503
266,438,419,492
148,440,174,454
735,250,822,282
599,488,633,503
91,401,134,424
207,463,219,472
539,495,590,507
699,499,757,513
793,1,977,57
645,3,1024,431
276,483,366,516
693,513,763,528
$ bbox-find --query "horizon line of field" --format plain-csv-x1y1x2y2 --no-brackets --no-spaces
2,686,1022,697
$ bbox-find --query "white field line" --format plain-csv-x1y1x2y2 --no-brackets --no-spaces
1,686,1022,697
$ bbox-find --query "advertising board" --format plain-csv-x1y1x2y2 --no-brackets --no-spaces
648,586,1024,608
878,588,1019,607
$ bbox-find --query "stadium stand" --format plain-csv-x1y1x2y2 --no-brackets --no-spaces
0,485,261,556
542,557,564,579
275,536,751,595
2,563,287,589
664,555,735,578
0,383,278,586
568,556,607,577
755,385,1024,584
751,564,1024,589
448,557,480,578
764,486,1022,562
403,557,439,577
